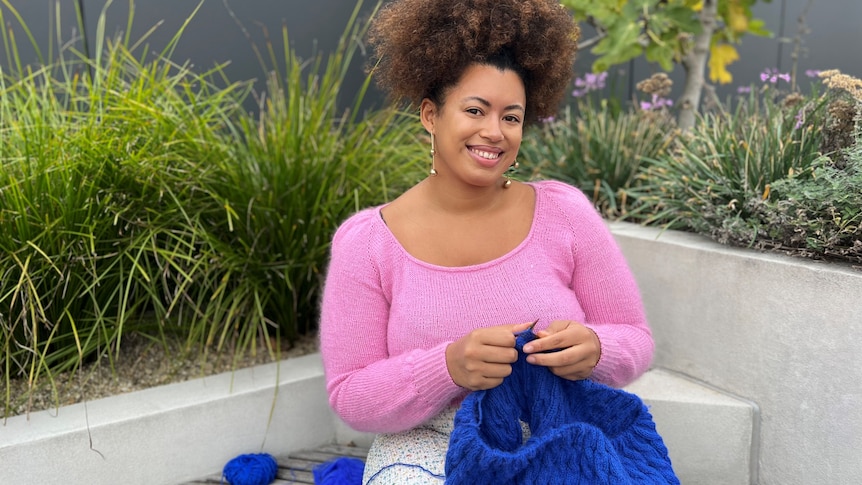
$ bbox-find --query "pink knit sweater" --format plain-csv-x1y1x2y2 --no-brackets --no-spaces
320,180,653,434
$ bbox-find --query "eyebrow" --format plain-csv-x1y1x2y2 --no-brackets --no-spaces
462,96,525,112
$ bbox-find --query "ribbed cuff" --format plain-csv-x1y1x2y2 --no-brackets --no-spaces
407,342,464,406
585,328,625,387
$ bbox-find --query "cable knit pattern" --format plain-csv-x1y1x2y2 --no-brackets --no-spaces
445,331,679,484
320,180,654,434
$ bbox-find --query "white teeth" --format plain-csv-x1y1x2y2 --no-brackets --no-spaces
471,149,500,160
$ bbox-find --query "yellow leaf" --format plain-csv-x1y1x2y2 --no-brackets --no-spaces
728,2,749,33
709,44,740,84
692,1,703,12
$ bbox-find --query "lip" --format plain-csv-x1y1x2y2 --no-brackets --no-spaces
467,146,504,168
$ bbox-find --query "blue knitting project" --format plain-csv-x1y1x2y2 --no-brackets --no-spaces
445,331,680,484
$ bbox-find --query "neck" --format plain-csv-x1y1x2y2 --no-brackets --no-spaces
421,176,510,216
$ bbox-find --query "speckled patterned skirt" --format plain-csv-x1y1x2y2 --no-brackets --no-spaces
361,407,457,484
362,406,530,484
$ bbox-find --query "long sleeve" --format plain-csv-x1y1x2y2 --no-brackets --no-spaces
550,182,654,387
319,210,465,433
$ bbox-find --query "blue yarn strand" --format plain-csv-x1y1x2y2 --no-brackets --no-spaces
365,462,445,484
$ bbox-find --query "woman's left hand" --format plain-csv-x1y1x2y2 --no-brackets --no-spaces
521,320,601,381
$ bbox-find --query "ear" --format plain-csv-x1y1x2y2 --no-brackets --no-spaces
419,98,437,135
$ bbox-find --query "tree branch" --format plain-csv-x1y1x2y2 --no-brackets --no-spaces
677,0,718,131
578,32,606,50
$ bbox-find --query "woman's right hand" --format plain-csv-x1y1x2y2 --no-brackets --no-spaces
445,321,534,390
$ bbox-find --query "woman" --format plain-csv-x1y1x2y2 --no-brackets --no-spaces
319,0,655,482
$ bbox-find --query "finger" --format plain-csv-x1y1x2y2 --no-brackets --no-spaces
481,361,515,379
459,337,519,365
478,321,536,347
525,343,590,367
523,331,574,354
477,331,517,349
459,362,514,390
548,362,594,381
536,319,572,335
472,376,506,391
525,323,589,354
481,347,520,364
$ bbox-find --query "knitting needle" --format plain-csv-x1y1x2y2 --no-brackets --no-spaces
517,318,540,335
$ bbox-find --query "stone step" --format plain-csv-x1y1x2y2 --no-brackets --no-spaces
624,368,757,485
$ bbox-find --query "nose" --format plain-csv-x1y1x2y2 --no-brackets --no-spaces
481,118,504,142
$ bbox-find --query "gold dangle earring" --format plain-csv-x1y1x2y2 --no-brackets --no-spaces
429,133,438,176
503,159,519,188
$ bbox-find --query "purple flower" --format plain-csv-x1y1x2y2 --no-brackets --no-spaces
572,71,608,98
737,86,752,94
794,110,804,130
804,69,821,78
539,116,556,124
760,68,790,84
640,94,674,111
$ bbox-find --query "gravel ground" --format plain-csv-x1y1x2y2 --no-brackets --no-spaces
4,332,319,419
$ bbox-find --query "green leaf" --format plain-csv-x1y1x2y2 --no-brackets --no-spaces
563,0,623,24
593,40,644,69
646,44,676,72
663,5,702,32
593,58,611,74
593,20,643,54
747,19,772,37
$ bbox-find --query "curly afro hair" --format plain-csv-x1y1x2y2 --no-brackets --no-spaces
367,0,579,123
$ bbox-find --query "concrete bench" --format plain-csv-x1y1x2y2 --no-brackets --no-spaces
1,354,756,485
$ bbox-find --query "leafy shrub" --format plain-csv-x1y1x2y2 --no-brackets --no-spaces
180,3,424,354
635,84,830,235
527,66,860,265
519,101,675,218
0,6,250,413
0,0,424,415
716,123,862,263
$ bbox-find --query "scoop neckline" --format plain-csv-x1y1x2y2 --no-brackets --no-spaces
375,182,542,271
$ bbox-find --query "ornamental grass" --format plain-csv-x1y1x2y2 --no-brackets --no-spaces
1,0,424,417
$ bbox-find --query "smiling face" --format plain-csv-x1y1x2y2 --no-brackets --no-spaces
420,63,526,189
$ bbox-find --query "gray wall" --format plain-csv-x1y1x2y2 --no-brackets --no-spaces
2,0,860,110
575,0,862,102
611,221,862,485
0,0,382,112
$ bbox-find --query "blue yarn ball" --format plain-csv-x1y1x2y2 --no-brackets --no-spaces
313,457,365,485
223,453,278,485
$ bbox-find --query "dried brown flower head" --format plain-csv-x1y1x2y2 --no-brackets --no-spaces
636,73,673,97
819,69,862,100
782,92,805,108
821,99,859,165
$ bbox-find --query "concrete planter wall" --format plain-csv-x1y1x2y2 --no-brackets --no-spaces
0,354,338,485
3,222,858,485
610,222,862,485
